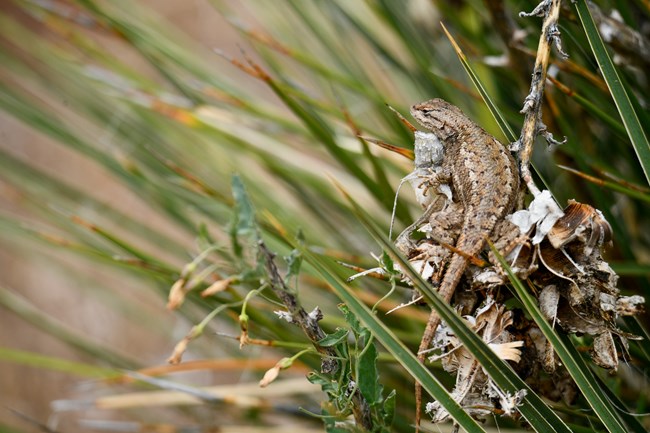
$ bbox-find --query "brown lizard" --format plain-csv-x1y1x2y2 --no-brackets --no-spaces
409,99,520,431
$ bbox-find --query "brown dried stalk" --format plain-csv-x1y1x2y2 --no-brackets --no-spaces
517,0,567,197
258,241,373,431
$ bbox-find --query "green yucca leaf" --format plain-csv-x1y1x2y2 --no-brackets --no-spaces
441,23,517,143
549,78,627,141
623,317,650,366
610,262,650,277
0,287,139,369
589,363,648,433
575,0,650,186
557,165,650,203
0,148,185,257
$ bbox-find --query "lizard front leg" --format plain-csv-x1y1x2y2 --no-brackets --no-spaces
396,169,453,255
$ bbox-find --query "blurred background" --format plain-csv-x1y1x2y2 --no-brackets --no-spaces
1,1,649,432
0,2,259,431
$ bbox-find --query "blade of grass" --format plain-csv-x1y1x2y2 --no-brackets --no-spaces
0,148,186,258
0,216,176,279
441,22,517,143
547,77,627,140
0,347,119,379
0,82,125,178
557,165,650,203
0,287,139,369
575,0,650,186
610,262,650,277
67,214,177,273
588,358,649,433
246,61,408,220
623,317,650,363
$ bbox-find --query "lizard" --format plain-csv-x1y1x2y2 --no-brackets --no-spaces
408,99,520,431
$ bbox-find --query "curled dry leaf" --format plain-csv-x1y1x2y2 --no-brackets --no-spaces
425,298,525,422
547,200,612,250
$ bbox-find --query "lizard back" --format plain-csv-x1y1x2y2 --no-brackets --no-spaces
410,98,519,343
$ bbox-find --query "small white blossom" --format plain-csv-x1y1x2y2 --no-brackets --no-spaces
274,310,294,323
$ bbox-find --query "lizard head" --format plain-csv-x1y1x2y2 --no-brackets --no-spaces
410,98,464,134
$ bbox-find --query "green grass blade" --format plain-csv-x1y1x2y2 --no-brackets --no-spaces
0,148,186,257
0,422,31,433
441,23,517,143
491,247,629,433
0,347,119,379
575,0,650,186
67,215,177,273
549,78,627,140
0,287,139,369
557,165,650,203
623,317,650,362
260,77,397,213
588,357,649,433
0,82,124,177
610,262,650,277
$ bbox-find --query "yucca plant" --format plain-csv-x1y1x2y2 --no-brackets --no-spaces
0,1,648,433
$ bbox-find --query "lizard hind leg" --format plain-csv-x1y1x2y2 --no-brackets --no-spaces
426,201,464,246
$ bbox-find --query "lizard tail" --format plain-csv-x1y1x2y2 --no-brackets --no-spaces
415,310,442,433
414,248,476,432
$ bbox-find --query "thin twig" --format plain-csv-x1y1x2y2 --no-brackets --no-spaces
258,241,337,372
517,0,567,197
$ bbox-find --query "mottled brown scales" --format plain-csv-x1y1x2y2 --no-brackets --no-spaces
409,99,519,430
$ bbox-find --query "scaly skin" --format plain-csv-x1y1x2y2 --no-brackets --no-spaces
409,99,519,431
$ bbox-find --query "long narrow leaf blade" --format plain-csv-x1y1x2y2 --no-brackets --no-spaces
441,23,516,143
575,0,650,186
